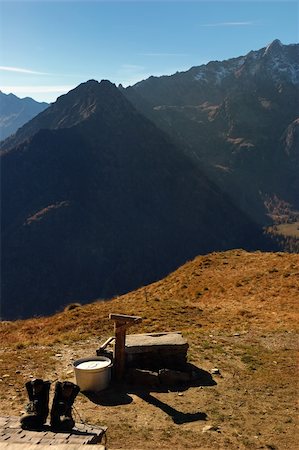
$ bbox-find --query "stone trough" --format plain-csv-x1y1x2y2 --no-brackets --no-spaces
125,332,189,371
97,315,193,387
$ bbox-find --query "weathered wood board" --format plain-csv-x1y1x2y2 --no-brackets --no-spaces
0,444,105,449
0,416,106,448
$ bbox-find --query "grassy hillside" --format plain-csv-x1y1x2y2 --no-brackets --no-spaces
0,249,298,449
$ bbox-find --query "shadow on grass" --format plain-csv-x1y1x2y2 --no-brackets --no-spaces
83,364,215,422
83,388,133,406
136,392,207,424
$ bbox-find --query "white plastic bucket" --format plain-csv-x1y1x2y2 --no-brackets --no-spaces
73,356,112,392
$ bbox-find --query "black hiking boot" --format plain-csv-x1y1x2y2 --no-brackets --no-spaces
20,379,51,430
50,381,80,431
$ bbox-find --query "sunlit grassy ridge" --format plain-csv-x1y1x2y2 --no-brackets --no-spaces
0,249,298,449
1,249,298,345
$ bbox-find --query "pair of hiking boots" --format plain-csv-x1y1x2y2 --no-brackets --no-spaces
20,379,80,431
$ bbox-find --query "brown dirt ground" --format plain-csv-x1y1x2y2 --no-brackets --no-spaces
0,249,298,449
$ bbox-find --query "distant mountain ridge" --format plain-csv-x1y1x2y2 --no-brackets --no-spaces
129,40,299,105
124,40,299,227
0,91,48,141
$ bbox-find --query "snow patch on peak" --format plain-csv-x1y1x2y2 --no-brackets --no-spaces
264,39,283,56
194,71,207,82
269,55,299,84
194,57,245,84
193,42,299,86
214,66,232,85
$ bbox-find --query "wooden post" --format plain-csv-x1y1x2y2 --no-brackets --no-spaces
114,322,126,381
109,314,142,381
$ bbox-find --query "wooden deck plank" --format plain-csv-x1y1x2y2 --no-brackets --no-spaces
0,444,106,449
0,417,107,447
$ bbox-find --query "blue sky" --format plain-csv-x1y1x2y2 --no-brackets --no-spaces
0,1,298,102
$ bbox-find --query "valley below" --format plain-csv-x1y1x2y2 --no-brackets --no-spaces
1,249,298,449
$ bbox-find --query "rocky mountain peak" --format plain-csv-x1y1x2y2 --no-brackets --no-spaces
1,79,134,151
259,40,299,85
54,78,123,110
186,41,299,90
263,39,283,56
63,78,117,96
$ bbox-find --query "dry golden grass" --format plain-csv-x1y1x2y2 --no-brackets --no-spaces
0,249,298,449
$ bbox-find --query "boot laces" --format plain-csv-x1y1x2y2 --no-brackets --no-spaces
25,400,38,414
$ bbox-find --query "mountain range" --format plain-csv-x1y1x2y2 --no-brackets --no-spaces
124,39,299,227
0,91,48,141
0,79,271,320
1,40,298,320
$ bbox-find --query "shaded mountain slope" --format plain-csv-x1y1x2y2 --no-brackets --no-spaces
124,40,299,227
0,91,48,141
1,80,271,320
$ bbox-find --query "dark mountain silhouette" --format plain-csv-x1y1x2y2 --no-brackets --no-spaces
0,91,48,141
0,80,271,320
124,40,299,226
